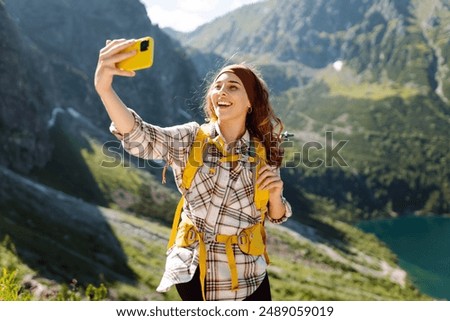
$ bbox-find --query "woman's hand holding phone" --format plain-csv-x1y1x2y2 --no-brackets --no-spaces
94,37,154,135
95,37,154,95
117,37,154,71
94,39,137,95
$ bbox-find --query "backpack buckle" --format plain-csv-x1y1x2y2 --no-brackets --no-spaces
238,234,248,246
186,227,197,243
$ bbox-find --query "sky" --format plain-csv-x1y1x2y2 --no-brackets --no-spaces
140,0,263,33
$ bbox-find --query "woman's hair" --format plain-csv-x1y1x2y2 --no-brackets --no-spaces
203,63,285,167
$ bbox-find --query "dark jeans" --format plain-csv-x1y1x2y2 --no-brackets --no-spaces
176,268,272,301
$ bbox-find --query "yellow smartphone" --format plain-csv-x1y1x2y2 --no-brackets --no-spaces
117,36,154,71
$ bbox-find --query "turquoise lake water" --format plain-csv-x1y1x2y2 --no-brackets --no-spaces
358,215,450,300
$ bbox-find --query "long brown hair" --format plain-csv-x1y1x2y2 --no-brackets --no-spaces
203,64,285,167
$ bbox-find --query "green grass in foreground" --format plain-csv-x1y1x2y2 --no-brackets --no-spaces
1,208,432,301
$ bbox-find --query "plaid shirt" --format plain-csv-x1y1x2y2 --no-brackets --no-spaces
111,109,292,301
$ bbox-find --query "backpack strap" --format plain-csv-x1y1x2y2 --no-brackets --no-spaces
251,139,270,216
167,125,271,257
167,124,210,250
250,138,271,264
167,197,185,250
181,124,210,190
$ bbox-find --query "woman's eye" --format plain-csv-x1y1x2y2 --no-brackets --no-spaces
229,85,238,90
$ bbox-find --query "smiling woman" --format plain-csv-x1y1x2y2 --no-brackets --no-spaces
94,37,292,301
210,73,251,128
204,64,285,168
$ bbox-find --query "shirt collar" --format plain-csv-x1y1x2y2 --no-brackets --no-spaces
213,122,250,154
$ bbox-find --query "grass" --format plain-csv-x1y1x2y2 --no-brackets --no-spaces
79,136,144,207
319,67,425,101
32,121,179,223
0,237,33,301
1,201,431,301
0,268,31,301
275,74,450,219
266,217,431,300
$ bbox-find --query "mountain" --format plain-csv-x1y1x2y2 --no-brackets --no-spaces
0,1,52,173
1,0,202,210
177,0,449,95
4,0,202,128
0,0,196,298
173,0,450,219
0,0,442,300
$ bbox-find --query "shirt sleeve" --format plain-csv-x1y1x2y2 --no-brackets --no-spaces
109,108,199,167
267,196,292,224
266,167,293,224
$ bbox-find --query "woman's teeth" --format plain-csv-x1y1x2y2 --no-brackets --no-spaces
218,101,232,107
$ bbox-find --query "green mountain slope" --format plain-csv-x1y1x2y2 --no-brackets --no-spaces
0,0,443,301
0,166,429,300
174,0,450,218
278,83,450,219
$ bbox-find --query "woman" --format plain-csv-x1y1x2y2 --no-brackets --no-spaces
95,39,292,301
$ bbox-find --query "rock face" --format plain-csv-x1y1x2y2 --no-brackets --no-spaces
0,2,52,173
0,0,204,294
1,0,202,174
0,0,200,292
5,0,202,124
0,165,136,285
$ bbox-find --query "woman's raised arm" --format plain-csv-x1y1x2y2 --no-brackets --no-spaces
94,38,137,134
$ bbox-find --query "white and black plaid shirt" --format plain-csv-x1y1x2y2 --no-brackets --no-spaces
111,109,292,300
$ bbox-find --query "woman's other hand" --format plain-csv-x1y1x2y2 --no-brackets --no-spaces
256,165,283,196
257,164,286,220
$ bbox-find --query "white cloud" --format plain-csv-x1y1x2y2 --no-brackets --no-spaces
141,0,263,32
229,0,260,10
177,0,220,13
145,4,204,32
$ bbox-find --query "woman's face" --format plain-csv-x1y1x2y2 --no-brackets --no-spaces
209,72,251,124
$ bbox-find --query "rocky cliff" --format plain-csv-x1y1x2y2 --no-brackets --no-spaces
4,0,201,137
0,1,52,173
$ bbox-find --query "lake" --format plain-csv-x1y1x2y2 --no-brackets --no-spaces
358,215,450,300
